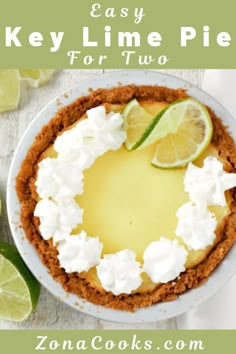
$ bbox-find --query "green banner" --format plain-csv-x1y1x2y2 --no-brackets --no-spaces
0,0,236,68
0,330,235,354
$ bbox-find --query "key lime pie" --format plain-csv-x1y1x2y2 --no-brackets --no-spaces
16,85,236,311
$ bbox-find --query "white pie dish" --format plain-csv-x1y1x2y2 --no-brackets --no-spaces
7,70,236,323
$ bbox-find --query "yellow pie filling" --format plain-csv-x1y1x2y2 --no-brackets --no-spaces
40,101,228,292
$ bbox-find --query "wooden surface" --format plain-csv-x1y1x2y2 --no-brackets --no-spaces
0,69,204,329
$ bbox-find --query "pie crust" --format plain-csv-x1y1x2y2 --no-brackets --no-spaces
16,85,236,311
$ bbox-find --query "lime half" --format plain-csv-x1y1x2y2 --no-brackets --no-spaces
0,242,40,322
0,70,20,113
20,69,55,88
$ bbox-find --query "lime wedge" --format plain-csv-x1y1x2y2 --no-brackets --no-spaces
122,99,154,150
0,242,40,322
19,69,55,88
151,98,213,168
0,70,20,113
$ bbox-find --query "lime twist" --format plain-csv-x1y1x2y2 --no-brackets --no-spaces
123,98,213,169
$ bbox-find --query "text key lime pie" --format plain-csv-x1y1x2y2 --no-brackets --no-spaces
16,85,236,311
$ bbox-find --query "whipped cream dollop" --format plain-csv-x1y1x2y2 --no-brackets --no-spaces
184,156,236,206
176,202,217,250
54,106,126,168
96,249,142,295
143,238,187,283
34,105,126,247
36,158,84,202
57,231,103,273
34,198,83,243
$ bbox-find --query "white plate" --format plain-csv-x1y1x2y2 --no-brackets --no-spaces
7,70,236,324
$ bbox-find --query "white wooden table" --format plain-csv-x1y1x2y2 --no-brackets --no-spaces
0,69,204,329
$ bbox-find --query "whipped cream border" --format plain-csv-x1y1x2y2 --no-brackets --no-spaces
34,104,236,295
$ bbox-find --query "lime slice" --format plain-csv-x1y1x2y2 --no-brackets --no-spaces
19,69,55,88
0,70,20,113
151,98,213,168
0,242,40,322
122,99,154,150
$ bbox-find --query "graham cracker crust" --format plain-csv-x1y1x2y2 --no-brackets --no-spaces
15,85,236,311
